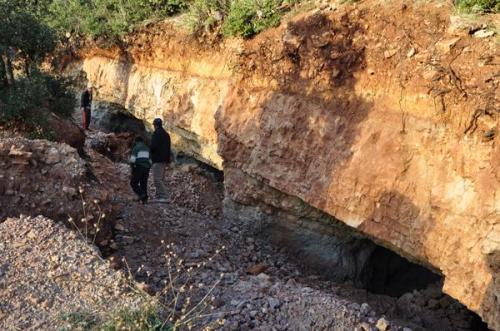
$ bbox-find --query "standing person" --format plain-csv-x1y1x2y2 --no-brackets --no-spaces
81,85,92,130
150,118,171,202
130,136,151,204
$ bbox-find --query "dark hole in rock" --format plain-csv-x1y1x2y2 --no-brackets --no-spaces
91,102,148,137
361,246,442,297
471,314,492,331
227,195,494,331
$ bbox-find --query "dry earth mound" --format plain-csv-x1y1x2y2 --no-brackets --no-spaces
0,138,115,244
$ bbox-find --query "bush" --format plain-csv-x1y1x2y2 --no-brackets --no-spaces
188,0,300,38
222,0,283,37
187,0,230,33
0,71,75,139
454,0,500,13
0,1,56,79
47,0,189,38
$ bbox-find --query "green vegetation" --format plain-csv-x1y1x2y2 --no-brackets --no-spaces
0,71,75,139
187,0,301,38
46,0,189,39
455,0,500,13
187,0,230,33
42,0,298,39
222,0,283,37
60,305,169,331
0,0,74,139
99,306,168,331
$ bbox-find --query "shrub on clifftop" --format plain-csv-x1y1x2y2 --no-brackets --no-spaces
455,0,500,13
47,0,189,38
222,0,283,37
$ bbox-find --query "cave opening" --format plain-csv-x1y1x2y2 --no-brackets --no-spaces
258,209,493,331
91,102,148,137
356,245,490,330
360,245,441,297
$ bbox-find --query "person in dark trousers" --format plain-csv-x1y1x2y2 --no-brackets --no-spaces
130,136,152,204
81,86,92,130
150,118,171,202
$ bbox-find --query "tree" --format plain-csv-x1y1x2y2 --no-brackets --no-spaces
0,0,56,82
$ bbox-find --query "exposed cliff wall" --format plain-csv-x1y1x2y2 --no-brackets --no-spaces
60,1,499,328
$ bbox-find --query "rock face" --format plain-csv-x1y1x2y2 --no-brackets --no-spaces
0,138,115,244
61,1,499,328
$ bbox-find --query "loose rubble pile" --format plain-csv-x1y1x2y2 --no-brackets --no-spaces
108,160,484,331
0,138,115,244
85,131,134,162
0,216,144,330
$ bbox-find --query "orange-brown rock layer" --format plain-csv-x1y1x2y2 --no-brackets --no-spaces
60,1,499,328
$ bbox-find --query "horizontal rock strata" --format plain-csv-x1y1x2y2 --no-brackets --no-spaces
62,1,499,328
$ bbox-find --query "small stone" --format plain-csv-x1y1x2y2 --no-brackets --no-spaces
114,223,126,232
267,297,280,310
360,303,371,315
255,273,272,288
407,48,416,58
27,231,37,240
473,29,495,39
357,322,372,331
384,49,398,58
376,317,390,331
435,37,461,54
448,15,481,35
45,148,61,165
246,263,267,275
62,186,77,197
423,69,440,81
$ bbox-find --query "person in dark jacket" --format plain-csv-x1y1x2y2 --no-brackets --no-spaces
150,118,171,202
130,136,152,204
81,86,92,130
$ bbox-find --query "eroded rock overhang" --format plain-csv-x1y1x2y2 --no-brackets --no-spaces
60,3,499,329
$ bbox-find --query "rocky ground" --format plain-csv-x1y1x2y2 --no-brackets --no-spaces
91,136,484,331
0,130,489,330
0,216,144,331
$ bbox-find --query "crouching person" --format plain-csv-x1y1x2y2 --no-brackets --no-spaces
130,136,151,204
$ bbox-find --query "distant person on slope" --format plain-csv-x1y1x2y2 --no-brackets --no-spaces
150,118,171,202
80,85,93,130
130,136,151,204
